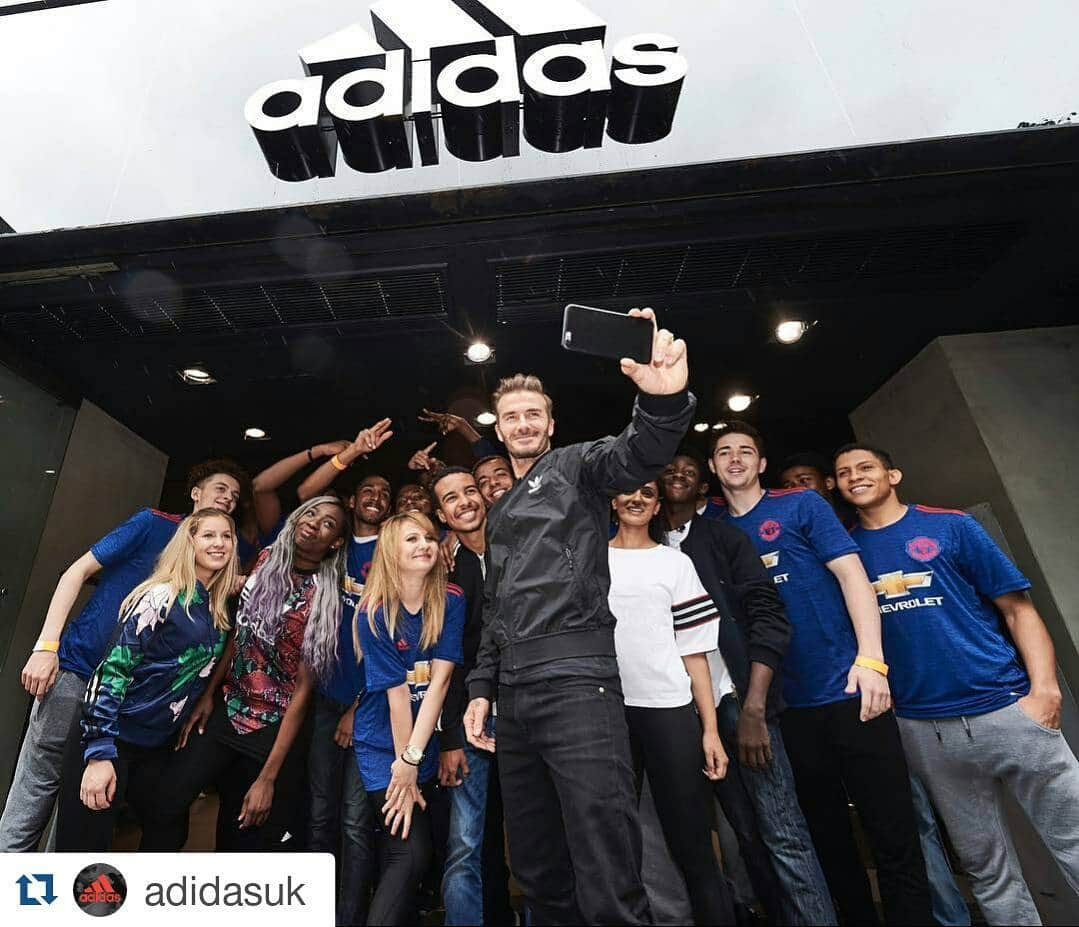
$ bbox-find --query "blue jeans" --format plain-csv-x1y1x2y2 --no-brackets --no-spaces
910,774,971,926
308,694,374,926
443,719,513,926
715,694,837,926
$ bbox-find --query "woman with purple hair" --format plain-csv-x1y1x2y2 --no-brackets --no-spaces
147,496,348,851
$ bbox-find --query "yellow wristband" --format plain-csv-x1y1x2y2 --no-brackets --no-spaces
855,655,889,677
33,640,60,654
329,454,348,472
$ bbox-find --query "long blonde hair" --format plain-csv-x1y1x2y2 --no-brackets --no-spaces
356,512,447,653
119,508,237,631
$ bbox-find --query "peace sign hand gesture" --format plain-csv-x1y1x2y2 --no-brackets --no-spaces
619,308,688,396
348,418,394,460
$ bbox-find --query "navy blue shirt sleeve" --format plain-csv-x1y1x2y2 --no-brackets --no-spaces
358,608,408,693
433,592,466,666
799,491,860,564
955,516,1031,599
90,509,153,568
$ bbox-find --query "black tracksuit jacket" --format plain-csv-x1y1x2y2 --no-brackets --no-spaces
467,390,695,701
680,513,792,718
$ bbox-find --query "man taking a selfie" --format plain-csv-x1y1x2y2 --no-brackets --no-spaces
463,307,693,925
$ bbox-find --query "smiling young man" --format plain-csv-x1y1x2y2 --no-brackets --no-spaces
836,443,1079,925
432,467,513,927
708,423,932,926
0,459,248,852
463,308,693,924
471,455,514,509
660,449,836,926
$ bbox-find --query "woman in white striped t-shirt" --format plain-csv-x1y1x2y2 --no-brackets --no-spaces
609,478,735,926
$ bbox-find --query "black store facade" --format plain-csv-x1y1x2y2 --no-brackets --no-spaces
0,1,1077,915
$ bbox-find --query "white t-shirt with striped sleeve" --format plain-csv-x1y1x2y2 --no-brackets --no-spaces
608,544,730,708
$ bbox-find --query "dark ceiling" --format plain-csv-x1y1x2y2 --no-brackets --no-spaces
2,126,1077,504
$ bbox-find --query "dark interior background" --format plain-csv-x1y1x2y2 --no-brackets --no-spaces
2,126,1077,511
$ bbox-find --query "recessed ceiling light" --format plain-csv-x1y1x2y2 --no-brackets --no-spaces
44,469,57,475
180,366,216,385
244,427,268,440
475,411,497,426
712,421,727,431
776,319,811,344
465,341,494,364
693,422,709,433
727,393,754,413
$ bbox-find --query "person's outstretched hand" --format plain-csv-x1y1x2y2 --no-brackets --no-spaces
619,307,688,396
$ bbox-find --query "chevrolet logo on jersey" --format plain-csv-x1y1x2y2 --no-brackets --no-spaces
872,571,933,599
759,551,789,585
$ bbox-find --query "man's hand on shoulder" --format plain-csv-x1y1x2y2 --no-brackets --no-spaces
619,307,688,396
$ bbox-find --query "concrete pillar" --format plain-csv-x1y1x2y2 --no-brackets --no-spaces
0,400,167,808
851,325,1079,924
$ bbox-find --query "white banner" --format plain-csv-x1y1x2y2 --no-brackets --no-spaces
2,853,334,925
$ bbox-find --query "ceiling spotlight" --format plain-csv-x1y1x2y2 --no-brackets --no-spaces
712,421,727,431
180,365,216,385
243,427,268,440
775,319,811,344
465,341,493,364
727,393,754,413
44,469,57,475
475,411,497,426
693,422,709,433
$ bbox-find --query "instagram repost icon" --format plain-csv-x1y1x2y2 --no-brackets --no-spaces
73,863,127,917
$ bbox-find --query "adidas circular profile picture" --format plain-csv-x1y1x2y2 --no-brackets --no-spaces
73,863,127,917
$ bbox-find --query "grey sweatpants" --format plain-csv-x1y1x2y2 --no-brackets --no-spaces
0,669,86,851
898,701,1079,926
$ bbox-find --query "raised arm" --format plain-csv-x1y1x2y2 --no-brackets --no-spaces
297,419,394,501
580,309,694,495
252,442,347,533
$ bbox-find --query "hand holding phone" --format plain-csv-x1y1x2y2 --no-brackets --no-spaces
561,304,688,396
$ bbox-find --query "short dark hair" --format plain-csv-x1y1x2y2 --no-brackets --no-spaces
471,454,510,476
669,446,707,476
186,459,250,496
430,466,475,505
709,421,765,457
834,443,896,470
778,451,833,479
349,471,391,496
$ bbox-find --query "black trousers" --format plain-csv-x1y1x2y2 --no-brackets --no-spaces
481,753,516,926
497,678,652,926
54,711,172,851
365,783,435,926
780,698,933,926
148,700,308,852
626,703,736,926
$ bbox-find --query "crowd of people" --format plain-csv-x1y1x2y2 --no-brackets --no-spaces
2,308,1078,927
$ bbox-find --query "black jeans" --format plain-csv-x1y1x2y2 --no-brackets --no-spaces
307,695,374,926
55,712,172,851
365,783,436,926
625,703,735,926
781,697,933,926
497,677,652,926
149,700,308,852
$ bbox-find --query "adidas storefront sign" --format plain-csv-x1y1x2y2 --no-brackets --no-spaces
244,0,688,181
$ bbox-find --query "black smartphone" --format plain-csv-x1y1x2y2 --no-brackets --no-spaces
561,304,653,364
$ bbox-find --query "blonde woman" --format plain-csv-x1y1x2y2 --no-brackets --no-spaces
55,508,237,850
354,512,465,926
